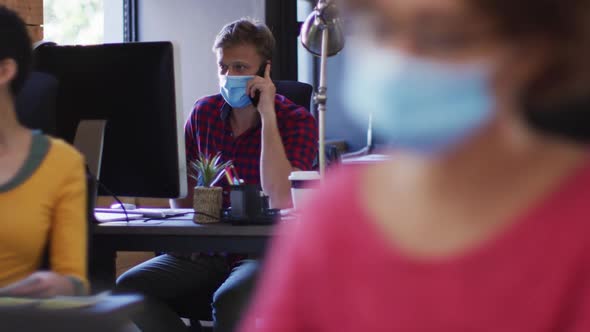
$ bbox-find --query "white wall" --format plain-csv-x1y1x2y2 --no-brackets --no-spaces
104,0,123,43
137,0,265,120
297,0,314,86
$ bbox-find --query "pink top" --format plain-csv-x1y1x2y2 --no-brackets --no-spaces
240,159,590,332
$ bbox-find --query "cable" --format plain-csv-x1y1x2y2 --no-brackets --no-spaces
142,212,195,223
86,165,130,222
96,180,130,222
88,165,218,224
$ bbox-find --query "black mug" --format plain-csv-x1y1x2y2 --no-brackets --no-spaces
229,184,262,219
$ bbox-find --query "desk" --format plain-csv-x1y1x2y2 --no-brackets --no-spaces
90,214,276,291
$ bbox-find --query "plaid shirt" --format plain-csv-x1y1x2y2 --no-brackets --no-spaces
185,93,318,207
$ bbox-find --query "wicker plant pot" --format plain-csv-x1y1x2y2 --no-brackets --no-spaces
193,186,222,224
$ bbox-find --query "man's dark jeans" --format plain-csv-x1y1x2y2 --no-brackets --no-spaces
116,254,259,332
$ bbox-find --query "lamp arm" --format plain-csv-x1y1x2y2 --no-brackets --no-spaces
316,27,330,178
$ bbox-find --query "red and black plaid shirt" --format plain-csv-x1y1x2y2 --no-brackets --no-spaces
185,93,318,207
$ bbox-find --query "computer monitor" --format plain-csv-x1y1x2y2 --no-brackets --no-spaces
33,42,187,199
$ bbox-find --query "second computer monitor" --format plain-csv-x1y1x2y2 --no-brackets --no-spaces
33,42,187,199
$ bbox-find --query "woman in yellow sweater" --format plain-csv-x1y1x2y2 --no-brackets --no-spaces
0,6,88,297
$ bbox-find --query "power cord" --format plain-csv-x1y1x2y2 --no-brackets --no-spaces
86,166,130,222
142,211,194,223
96,180,130,222
87,166,218,224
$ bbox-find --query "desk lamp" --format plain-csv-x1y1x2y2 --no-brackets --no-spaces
301,0,345,177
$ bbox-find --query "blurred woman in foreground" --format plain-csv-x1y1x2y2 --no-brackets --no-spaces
0,6,88,297
241,0,590,330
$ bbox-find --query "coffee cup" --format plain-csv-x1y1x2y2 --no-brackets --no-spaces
288,171,321,210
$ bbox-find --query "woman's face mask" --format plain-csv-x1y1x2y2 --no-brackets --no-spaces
342,38,496,155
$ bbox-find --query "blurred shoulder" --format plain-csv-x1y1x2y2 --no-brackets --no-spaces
46,136,84,166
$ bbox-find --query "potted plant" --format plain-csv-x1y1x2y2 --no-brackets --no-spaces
190,152,231,224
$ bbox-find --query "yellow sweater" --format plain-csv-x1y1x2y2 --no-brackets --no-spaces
0,134,87,289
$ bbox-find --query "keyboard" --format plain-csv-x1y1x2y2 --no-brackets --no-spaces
94,208,191,219
94,212,143,222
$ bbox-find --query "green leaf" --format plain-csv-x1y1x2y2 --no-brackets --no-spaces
188,152,233,187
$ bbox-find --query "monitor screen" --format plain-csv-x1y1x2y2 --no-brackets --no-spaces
33,42,187,199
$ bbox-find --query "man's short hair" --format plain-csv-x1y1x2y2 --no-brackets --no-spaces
213,18,275,63
0,5,32,97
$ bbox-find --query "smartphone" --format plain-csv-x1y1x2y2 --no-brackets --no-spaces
250,64,267,107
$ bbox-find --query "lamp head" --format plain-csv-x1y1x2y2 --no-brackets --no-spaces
301,0,345,57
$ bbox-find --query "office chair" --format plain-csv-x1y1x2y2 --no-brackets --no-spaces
275,80,313,112
15,71,59,136
276,80,342,167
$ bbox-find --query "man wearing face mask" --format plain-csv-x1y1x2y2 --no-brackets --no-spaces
181,18,318,210
116,18,317,332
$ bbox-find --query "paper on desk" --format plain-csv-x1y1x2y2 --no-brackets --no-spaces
36,291,111,310
98,220,166,226
0,291,111,310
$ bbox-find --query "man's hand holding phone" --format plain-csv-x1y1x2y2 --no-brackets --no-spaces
247,62,276,118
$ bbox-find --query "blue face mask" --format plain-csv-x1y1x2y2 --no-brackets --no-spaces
342,45,494,155
220,75,254,108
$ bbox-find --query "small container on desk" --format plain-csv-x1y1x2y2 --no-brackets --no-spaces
225,184,279,225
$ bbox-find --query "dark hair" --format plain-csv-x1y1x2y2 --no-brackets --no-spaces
472,0,590,141
212,18,275,63
0,6,32,97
